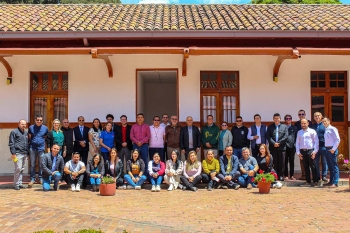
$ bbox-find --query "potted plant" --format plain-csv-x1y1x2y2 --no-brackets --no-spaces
338,154,350,189
100,174,116,196
253,170,278,194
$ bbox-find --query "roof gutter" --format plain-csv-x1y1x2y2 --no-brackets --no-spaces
1,30,350,40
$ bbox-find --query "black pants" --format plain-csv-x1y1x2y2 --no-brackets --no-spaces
284,147,295,177
184,148,196,160
180,175,202,189
251,145,261,159
202,172,218,188
271,150,286,178
301,149,318,183
66,174,84,186
217,171,240,187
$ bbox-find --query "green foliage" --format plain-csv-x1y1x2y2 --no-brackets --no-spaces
254,170,278,183
0,0,121,4
101,174,116,184
251,0,341,4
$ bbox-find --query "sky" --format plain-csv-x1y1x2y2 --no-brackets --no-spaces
121,0,350,4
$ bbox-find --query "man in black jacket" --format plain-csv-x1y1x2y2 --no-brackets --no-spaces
180,116,201,161
61,119,74,164
284,114,298,180
231,116,250,160
115,115,133,172
41,144,64,191
8,119,29,190
266,113,288,181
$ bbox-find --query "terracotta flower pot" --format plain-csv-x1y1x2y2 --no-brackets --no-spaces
258,181,271,194
100,183,116,196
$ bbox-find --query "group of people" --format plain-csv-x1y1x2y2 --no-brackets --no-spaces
8,109,341,191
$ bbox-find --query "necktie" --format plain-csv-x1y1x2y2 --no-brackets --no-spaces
80,126,83,136
276,125,279,142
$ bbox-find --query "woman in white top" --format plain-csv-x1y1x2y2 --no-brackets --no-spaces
88,118,102,160
164,149,184,191
180,151,202,192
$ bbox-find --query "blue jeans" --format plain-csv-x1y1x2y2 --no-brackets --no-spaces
234,148,243,160
133,143,149,175
238,165,255,187
325,149,339,185
315,147,328,179
124,174,147,187
89,171,101,185
150,175,163,185
30,150,44,182
42,172,62,191
101,152,109,163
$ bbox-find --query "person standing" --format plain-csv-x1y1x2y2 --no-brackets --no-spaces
312,112,328,183
106,113,119,135
46,119,65,156
160,114,170,161
115,115,132,173
201,115,220,158
61,119,74,164
180,116,201,161
41,144,64,191
266,113,288,181
99,122,115,163
88,118,102,159
9,119,29,190
165,115,182,160
294,109,312,180
218,121,232,157
73,116,90,166
28,114,48,187
322,117,340,188
284,114,298,180
149,116,166,162
296,119,319,187
130,113,151,175
247,114,267,158
231,116,249,159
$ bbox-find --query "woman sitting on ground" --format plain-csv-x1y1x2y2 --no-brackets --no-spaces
180,151,202,192
86,154,105,192
256,144,282,189
202,149,220,191
124,149,147,190
148,153,166,192
105,148,124,189
164,149,183,191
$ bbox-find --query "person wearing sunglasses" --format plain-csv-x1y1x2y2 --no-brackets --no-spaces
294,110,312,180
283,115,298,180
218,121,232,157
61,119,74,164
28,114,48,187
231,116,250,160
149,116,166,162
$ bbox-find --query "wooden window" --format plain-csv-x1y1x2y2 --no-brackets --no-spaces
30,72,68,129
200,71,239,126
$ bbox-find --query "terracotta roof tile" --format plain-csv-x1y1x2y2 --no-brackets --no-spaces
0,4,350,32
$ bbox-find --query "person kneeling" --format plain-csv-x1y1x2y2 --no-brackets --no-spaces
41,144,64,191
64,152,86,192
87,154,105,192
148,153,165,192
180,151,202,192
218,146,240,190
202,150,220,191
238,147,259,189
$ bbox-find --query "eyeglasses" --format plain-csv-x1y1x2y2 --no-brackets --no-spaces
78,120,84,122
36,120,43,122
154,119,160,121
163,116,168,118
171,118,178,120
298,113,305,116
285,118,292,120
222,124,227,126
236,120,242,122
315,115,321,117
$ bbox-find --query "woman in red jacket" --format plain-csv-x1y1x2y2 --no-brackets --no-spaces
148,152,165,192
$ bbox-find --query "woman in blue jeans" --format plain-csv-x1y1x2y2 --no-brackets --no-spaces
86,154,105,192
148,153,165,192
99,122,115,163
124,149,147,190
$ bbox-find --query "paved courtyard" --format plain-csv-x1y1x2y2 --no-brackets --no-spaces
0,184,349,233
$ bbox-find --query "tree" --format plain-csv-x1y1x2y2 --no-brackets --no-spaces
0,0,121,3
251,0,341,3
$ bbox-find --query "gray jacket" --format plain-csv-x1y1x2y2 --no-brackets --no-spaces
218,130,232,151
41,152,64,178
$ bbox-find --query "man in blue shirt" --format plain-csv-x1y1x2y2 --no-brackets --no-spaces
28,114,48,187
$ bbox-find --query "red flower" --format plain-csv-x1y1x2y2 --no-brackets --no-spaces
251,178,255,182
261,177,266,182
259,169,264,174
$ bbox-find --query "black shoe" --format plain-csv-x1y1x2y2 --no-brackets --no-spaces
190,187,197,192
233,184,240,190
18,185,27,189
14,186,20,190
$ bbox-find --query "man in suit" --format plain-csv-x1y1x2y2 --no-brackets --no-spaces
180,116,201,161
266,113,288,181
247,114,267,158
284,114,298,180
294,109,312,181
115,115,132,173
73,116,90,167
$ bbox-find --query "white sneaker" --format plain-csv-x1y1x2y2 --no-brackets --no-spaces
272,184,277,189
121,185,126,189
71,184,76,192
156,185,161,192
151,185,156,192
168,184,174,191
276,182,283,189
76,184,80,192
135,186,141,190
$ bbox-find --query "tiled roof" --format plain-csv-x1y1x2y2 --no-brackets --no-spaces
0,4,350,32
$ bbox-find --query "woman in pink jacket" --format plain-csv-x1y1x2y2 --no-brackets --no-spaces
148,153,165,192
